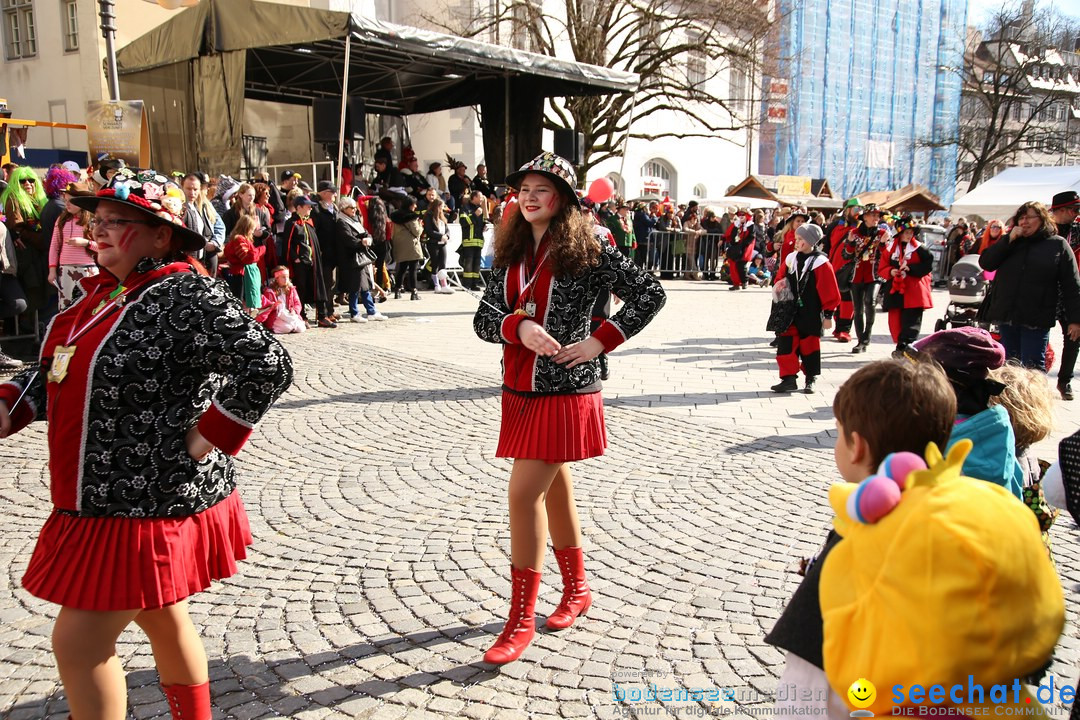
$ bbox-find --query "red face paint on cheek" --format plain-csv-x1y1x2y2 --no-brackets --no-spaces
117,227,138,252
546,195,558,211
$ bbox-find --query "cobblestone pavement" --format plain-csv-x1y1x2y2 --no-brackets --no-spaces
2,280,1080,719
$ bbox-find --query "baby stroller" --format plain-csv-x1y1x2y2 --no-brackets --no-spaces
933,254,986,332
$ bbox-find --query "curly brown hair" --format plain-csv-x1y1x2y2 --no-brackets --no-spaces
1011,201,1057,237
494,202,600,277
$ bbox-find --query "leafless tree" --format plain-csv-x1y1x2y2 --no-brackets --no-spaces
938,1,1080,192
425,0,774,180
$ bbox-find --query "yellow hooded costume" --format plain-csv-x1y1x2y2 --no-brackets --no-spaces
820,441,1064,716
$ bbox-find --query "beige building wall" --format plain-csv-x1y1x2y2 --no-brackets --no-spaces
1,0,177,154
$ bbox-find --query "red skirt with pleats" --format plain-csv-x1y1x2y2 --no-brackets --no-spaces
497,391,607,463
22,490,252,612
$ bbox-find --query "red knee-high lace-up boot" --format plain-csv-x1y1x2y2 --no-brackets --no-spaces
483,566,541,665
163,681,212,720
545,546,592,630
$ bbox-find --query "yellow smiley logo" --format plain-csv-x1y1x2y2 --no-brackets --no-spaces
847,678,876,709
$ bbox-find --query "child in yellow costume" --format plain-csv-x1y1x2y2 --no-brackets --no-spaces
820,440,1065,717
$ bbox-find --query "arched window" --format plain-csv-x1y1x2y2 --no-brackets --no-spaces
641,160,671,180
692,183,708,198
639,158,677,199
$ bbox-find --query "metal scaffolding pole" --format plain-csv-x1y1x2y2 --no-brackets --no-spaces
99,0,121,102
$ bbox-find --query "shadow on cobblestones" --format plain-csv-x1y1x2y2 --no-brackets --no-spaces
2,622,515,719
274,385,502,410
607,390,771,407
723,430,835,454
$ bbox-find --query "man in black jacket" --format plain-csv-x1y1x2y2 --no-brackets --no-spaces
473,164,495,201
1051,191,1080,399
448,162,472,211
633,202,659,269
313,180,341,316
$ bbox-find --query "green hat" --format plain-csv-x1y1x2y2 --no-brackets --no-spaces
843,197,863,210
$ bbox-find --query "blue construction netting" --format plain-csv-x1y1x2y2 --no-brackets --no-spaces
765,0,967,206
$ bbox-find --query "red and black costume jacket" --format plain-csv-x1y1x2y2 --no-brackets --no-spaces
824,219,855,264
0,258,293,518
877,238,933,310
473,241,666,394
839,224,887,284
283,215,319,267
774,250,842,334
726,225,754,262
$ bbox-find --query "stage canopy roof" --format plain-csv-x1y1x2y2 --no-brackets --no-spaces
116,0,637,175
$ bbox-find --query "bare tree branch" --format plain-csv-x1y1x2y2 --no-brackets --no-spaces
919,0,1080,192
423,0,774,182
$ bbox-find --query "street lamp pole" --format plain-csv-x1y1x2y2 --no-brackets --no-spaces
99,0,120,102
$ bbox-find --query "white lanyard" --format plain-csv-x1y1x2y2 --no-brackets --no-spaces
517,247,550,298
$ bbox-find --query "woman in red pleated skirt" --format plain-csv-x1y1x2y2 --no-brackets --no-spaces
0,173,292,720
473,152,665,664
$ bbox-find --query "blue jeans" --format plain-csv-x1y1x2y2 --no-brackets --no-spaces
996,324,1050,370
349,290,376,317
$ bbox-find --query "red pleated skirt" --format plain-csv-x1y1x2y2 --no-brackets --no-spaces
497,390,607,463
22,490,252,612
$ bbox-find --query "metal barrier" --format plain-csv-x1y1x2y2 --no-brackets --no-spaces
257,161,337,184
634,231,732,278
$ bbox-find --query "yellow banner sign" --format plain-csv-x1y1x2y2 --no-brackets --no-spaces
775,175,812,196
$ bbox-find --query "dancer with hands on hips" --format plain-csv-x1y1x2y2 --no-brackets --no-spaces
0,171,292,720
473,152,665,665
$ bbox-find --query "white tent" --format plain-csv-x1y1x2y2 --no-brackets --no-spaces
710,195,780,210
950,166,1080,221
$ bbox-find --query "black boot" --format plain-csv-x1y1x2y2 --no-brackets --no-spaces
410,290,421,301
598,353,610,381
394,288,402,300
771,376,798,393
769,337,779,348
1060,382,1074,401
803,376,817,394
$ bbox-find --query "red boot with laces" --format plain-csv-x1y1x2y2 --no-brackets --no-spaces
484,566,541,664
163,681,212,720
545,546,592,630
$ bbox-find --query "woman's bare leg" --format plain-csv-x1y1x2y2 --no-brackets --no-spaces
545,463,583,551
52,607,140,720
133,601,208,686
508,459,562,569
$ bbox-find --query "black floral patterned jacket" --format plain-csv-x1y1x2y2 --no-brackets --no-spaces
0,258,293,518
473,243,665,394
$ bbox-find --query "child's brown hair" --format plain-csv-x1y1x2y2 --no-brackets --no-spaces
833,359,957,467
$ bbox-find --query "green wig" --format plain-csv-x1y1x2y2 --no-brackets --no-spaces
1,166,46,221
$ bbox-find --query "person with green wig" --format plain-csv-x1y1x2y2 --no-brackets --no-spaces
2,167,49,316
2,166,46,247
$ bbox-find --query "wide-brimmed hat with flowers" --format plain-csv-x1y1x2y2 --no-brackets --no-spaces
71,169,206,251
505,152,581,207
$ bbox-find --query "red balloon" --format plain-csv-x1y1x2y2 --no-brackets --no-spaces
586,177,615,203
